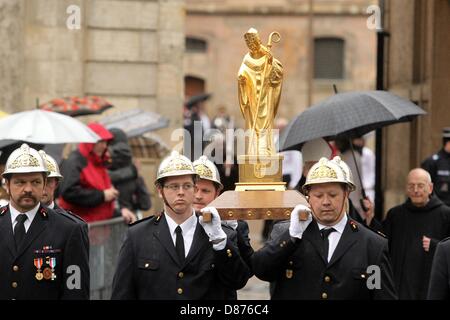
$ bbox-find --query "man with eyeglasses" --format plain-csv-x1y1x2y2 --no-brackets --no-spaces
111,151,250,299
383,168,450,299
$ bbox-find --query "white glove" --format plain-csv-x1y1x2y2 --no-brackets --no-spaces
199,207,227,250
289,204,313,240
221,220,238,230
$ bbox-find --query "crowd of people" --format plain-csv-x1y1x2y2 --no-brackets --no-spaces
1,120,450,300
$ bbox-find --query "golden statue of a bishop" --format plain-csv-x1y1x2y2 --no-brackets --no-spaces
238,28,283,156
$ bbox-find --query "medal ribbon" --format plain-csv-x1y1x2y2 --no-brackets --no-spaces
34,258,43,270
49,257,56,269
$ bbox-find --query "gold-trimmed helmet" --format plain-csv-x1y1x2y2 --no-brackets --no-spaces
331,156,356,192
193,155,223,189
302,157,349,193
155,151,197,185
2,143,49,176
39,150,63,180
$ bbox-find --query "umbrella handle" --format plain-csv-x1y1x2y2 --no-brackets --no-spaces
348,137,368,212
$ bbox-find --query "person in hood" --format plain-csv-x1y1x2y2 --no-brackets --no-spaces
383,168,450,299
108,128,151,223
58,122,119,222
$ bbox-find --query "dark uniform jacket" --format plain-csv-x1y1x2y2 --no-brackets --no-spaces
427,237,450,300
383,196,450,299
223,220,254,300
52,203,89,257
111,214,251,300
422,149,450,206
252,216,397,300
0,205,90,300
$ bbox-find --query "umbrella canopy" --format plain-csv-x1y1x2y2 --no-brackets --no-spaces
128,132,170,159
0,110,100,144
99,108,169,138
185,93,211,109
281,90,426,151
39,96,113,117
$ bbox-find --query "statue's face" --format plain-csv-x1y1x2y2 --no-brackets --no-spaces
245,34,261,52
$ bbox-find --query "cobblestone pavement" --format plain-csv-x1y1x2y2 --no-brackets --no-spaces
237,220,270,300
238,276,270,300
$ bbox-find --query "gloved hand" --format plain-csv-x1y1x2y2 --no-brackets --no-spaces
199,207,227,250
221,220,238,231
289,204,313,240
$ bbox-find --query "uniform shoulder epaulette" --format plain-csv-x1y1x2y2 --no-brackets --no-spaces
129,214,159,227
363,224,387,238
57,209,87,225
376,230,387,238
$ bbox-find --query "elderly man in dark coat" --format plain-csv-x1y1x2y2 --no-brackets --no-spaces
383,168,450,299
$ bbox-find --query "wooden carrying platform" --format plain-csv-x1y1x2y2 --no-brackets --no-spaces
207,190,309,220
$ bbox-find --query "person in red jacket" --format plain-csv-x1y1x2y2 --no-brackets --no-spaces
58,122,134,223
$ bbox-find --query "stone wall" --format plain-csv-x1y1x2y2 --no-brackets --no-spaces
0,0,186,215
185,0,377,127
383,0,450,214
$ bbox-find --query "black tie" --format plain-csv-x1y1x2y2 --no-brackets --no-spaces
14,214,28,250
320,227,336,261
175,226,185,264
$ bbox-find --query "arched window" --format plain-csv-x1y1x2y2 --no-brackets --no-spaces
314,38,345,79
186,37,208,53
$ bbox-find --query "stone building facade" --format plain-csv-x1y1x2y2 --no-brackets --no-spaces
0,0,185,214
185,0,378,128
382,0,450,212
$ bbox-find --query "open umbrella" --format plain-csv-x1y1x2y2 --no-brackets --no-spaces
99,109,169,138
281,90,426,151
185,93,211,109
39,96,113,117
280,90,426,211
0,110,100,144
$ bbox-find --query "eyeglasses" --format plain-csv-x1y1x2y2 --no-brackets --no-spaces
164,183,195,191
407,183,427,192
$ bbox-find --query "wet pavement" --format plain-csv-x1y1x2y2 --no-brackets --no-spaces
237,220,270,300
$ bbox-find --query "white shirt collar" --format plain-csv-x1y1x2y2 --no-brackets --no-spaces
317,213,348,234
9,203,40,228
47,201,55,209
165,210,197,236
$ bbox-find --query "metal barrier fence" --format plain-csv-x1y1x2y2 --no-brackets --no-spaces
88,217,128,300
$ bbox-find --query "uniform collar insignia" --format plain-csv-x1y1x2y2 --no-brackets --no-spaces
349,220,358,232
39,206,48,219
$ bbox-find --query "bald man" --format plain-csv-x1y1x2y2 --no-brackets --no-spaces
383,168,450,299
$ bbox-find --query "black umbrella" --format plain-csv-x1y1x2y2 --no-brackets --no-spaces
280,90,426,212
185,93,211,109
281,90,426,151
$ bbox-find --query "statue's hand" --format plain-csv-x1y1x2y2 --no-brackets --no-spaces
238,75,246,84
